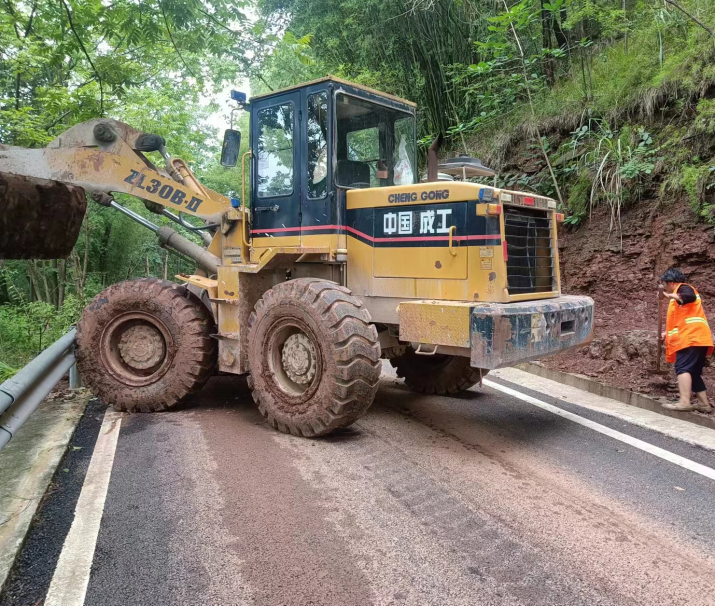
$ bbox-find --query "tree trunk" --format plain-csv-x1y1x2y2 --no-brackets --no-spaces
71,250,84,295
27,261,43,302
81,219,91,293
540,0,555,85
98,221,112,285
0,260,7,304
40,261,53,303
162,251,168,280
555,8,569,49
50,260,59,307
58,259,66,309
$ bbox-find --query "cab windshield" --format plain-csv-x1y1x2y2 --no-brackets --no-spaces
335,93,416,189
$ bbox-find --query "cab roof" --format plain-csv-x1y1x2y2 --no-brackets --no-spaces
250,76,417,110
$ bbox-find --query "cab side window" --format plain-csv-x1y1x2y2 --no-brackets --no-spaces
257,103,294,198
307,91,328,199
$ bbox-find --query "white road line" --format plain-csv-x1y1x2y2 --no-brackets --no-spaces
492,367,715,452
45,410,122,606
483,379,715,482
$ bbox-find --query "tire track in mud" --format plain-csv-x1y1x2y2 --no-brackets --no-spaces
277,378,715,606
383,383,715,603
282,429,619,606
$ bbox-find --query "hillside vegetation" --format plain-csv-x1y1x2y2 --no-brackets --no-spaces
259,0,715,228
1,0,714,373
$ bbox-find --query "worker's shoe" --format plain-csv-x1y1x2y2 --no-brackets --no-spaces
693,403,714,413
662,402,695,412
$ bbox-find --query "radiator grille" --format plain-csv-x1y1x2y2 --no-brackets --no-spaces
504,207,554,294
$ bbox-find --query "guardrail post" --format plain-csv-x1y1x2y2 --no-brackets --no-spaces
69,364,82,390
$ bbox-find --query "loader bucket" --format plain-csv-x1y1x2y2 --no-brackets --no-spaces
0,172,86,259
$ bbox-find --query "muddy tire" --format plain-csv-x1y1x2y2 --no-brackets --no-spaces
390,348,485,395
75,278,217,412
247,278,381,437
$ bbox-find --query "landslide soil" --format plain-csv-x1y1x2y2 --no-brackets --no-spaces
543,198,715,399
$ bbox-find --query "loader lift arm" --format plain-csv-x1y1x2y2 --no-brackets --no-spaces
0,118,247,261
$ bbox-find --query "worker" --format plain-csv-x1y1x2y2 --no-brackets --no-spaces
660,268,714,412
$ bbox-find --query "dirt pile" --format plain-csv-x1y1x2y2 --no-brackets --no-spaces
582,330,658,369
543,198,715,398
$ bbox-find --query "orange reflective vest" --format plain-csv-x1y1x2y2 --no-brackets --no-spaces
665,283,714,363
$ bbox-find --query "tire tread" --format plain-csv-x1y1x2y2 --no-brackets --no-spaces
75,278,216,412
247,278,380,437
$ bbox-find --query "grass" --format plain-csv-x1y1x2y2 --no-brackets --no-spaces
445,9,715,227
461,17,715,168
0,361,18,382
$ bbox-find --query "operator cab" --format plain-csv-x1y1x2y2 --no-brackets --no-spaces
221,77,417,247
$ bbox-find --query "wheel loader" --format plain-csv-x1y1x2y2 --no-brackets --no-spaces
0,76,594,437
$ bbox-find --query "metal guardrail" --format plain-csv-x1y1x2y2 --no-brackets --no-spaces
0,329,76,450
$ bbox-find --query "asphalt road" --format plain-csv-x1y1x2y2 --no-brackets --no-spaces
4,365,715,606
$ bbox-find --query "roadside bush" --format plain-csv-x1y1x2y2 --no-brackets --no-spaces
0,294,85,375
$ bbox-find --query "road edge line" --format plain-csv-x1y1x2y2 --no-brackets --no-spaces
44,410,122,606
517,362,715,432
483,379,715,482
491,369,715,453
0,396,89,595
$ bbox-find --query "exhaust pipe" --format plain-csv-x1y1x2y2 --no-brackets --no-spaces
427,133,443,183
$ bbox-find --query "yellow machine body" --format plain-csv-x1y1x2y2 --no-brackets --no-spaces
0,78,593,379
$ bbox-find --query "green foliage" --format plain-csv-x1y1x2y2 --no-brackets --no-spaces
680,164,706,207
0,0,263,146
676,164,715,220
0,0,260,368
257,0,491,134
691,98,715,136
563,173,592,225
577,122,656,242
0,294,84,369
0,361,17,382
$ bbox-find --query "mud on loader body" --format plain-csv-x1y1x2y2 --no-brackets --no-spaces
0,77,593,437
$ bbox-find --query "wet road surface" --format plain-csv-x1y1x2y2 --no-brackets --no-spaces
3,365,715,606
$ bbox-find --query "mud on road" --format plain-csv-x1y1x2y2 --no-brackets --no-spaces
5,369,715,606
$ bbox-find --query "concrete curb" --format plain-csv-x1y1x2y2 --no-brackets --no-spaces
0,392,89,593
517,362,715,432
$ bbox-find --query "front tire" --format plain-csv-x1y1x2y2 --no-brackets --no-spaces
390,348,485,395
75,278,217,412
247,278,381,437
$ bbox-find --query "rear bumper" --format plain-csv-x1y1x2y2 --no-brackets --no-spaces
470,295,594,369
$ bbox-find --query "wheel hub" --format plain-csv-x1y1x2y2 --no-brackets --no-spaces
281,333,317,385
118,324,165,370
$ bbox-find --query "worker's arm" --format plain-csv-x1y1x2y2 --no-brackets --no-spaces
665,285,696,305
677,284,697,304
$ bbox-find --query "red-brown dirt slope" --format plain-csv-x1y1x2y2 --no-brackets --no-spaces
543,199,715,398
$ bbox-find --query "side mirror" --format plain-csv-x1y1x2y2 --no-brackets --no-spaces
221,129,241,167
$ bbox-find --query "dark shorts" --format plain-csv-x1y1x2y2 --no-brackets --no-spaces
675,346,709,392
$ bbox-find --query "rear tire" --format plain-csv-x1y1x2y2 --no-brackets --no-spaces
75,278,217,412
390,348,485,395
247,278,381,437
